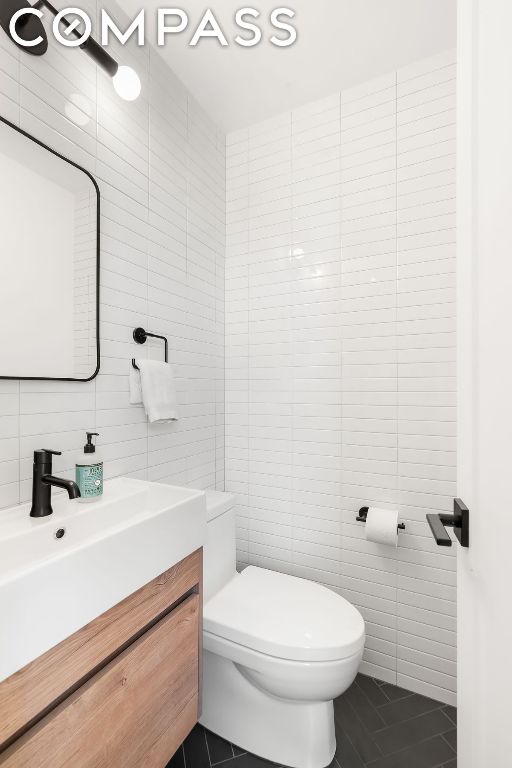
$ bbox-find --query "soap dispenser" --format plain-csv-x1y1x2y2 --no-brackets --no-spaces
76,432,103,503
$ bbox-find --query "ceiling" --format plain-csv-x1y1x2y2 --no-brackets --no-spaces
118,0,457,132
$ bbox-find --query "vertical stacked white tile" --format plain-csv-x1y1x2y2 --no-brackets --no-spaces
395,50,457,702
0,19,19,125
339,74,400,685
95,0,150,485
247,115,294,570
18,0,99,499
290,96,343,586
225,50,457,705
146,50,187,485
225,128,250,563
0,0,226,508
185,97,225,488
213,126,227,490
215,132,226,491
0,27,22,507
72,187,98,378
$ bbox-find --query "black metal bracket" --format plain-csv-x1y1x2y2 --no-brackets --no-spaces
426,498,469,548
1,1,120,76
132,327,169,370
0,0,48,56
356,506,406,531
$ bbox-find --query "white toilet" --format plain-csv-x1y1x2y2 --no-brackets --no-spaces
201,491,365,768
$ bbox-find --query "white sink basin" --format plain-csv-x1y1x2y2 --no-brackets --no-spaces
0,477,206,683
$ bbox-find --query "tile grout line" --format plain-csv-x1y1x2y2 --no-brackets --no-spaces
440,732,457,753
203,728,213,767
338,695,384,763
369,702,450,734
365,732,456,766
355,677,452,735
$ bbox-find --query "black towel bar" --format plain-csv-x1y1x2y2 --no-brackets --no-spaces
132,327,169,370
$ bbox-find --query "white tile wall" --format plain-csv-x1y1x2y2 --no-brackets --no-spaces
0,2,225,506
1,17,456,706
226,50,457,705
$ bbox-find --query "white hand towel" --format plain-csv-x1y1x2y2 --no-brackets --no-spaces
129,367,143,405
130,360,178,423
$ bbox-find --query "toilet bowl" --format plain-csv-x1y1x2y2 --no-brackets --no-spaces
200,491,365,768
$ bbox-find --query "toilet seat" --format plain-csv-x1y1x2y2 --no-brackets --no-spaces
203,566,365,663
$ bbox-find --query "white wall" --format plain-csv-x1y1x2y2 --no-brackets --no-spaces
122,0,457,132
457,0,512,763
226,49,457,704
0,6,458,706
0,0,225,507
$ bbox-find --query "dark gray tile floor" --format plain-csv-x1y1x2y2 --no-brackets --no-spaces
166,674,456,768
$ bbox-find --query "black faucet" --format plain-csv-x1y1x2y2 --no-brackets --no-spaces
30,449,81,518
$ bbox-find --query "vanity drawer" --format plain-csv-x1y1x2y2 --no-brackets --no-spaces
0,593,200,768
0,548,202,750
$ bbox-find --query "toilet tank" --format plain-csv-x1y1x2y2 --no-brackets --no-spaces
204,491,237,603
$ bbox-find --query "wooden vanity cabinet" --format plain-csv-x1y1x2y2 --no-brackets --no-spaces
0,548,203,768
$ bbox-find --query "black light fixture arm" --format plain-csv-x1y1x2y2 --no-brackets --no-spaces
0,0,140,99
24,0,118,76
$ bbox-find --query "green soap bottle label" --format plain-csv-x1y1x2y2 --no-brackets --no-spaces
76,463,103,499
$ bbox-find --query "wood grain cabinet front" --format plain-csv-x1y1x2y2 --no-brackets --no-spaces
0,549,203,768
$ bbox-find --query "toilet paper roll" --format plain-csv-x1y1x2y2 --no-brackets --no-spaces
365,507,399,547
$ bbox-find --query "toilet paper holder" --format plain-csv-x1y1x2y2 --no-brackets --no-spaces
356,506,406,531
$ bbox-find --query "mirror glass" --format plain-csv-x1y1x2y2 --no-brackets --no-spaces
0,118,99,381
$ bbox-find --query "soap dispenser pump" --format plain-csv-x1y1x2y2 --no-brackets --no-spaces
76,432,103,503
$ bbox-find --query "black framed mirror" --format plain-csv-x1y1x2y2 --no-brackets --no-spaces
0,115,100,381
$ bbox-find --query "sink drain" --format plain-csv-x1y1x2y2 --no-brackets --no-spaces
54,528,66,540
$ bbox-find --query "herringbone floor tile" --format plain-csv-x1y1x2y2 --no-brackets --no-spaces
166,675,457,768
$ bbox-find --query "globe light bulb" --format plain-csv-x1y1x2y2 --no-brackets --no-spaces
112,65,141,101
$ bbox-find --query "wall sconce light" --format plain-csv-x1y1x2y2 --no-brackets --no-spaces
0,0,141,101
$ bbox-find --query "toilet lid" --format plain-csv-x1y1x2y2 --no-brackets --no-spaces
203,566,365,662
